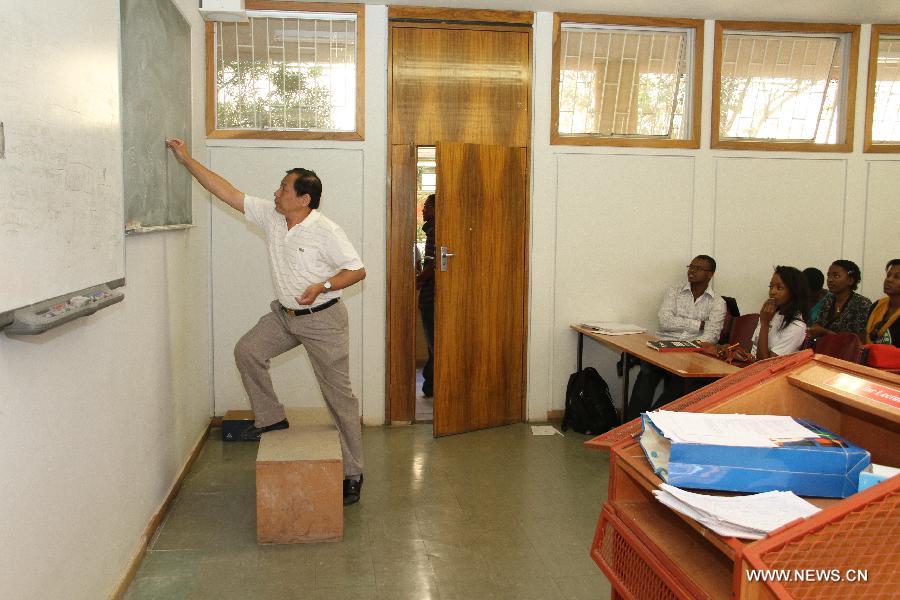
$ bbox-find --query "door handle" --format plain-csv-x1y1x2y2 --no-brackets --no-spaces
440,246,455,271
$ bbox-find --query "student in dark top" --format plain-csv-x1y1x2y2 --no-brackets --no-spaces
803,267,827,324
417,194,436,397
866,259,900,347
808,260,872,342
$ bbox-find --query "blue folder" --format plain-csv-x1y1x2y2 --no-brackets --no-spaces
640,416,870,499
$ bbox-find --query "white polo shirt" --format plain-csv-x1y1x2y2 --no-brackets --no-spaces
244,195,364,309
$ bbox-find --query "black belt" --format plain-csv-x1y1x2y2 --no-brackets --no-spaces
282,298,338,316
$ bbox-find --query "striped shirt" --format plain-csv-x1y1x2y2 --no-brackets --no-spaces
656,283,727,344
244,195,363,310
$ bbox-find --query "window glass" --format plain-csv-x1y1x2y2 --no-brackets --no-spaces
718,32,846,143
871,35,900,143
558,24,693,140
213,10,358,133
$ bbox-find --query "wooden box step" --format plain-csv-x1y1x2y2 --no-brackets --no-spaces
256,407,343,544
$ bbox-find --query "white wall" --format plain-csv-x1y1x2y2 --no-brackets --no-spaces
0,0,212,597
528,18,900,419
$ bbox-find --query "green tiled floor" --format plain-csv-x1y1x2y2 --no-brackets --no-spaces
125,423,612,600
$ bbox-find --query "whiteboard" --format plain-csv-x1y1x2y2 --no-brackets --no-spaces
0,1,125,315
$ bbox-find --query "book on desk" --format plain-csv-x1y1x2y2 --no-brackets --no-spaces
646,339,702,352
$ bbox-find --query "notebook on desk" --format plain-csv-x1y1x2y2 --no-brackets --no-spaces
646,339,703,352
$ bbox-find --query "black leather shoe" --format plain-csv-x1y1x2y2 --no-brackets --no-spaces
239,419,289,441
343,474,363,505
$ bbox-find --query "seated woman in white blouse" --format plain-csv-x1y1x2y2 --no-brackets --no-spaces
735,266,808,362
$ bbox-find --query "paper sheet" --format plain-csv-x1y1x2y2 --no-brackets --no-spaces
646,411,818,448
579,322,646,335
531,425,563,436
653,484,820,539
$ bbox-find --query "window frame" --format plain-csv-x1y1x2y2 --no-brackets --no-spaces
711,20,860,153
551,13,704,149
205,1,365,141
864,24,900,153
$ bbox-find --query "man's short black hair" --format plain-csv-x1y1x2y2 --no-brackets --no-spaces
695,254,716,273
286,168,322,209
802,267,825,291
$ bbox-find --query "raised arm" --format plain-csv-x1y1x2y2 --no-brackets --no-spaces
165,138,244,213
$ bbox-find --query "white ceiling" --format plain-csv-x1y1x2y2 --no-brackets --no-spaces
368,0,900,25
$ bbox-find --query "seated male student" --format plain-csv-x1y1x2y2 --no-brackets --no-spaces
624,256,727,422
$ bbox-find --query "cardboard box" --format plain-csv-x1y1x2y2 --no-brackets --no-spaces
222,410,255,442
641,415,871,498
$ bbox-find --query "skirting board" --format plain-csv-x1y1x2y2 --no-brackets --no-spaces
109,420,212,599
546,410,564,421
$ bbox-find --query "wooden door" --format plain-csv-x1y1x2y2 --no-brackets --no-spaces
433,142,527,436
386,8,531,426
387,145,418,423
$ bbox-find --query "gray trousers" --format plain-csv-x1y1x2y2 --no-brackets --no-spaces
234,299,363,477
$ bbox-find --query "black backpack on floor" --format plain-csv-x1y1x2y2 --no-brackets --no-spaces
561,367,621,435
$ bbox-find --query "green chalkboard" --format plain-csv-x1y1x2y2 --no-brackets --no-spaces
121,0,192,230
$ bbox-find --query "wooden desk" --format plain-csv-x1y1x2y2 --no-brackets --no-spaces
572,325,740,417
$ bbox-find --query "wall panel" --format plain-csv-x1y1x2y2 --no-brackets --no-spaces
862,161,900,301
713,158,846,314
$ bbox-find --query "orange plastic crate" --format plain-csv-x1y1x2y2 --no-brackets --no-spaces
739,475,900,599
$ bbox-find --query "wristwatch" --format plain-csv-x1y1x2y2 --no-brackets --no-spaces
322,280,333,291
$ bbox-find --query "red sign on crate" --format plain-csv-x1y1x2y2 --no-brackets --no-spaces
824,374,900,409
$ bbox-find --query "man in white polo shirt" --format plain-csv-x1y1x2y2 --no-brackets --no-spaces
166,138,367,505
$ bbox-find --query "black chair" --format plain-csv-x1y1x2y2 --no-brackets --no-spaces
718,296,741,344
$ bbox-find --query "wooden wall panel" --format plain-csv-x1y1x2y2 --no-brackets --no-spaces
391,26,530,147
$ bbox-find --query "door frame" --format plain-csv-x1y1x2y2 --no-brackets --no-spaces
385,7,533,425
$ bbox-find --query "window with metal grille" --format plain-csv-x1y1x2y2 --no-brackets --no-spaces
207,3,363,140
866,26,900,150
713,22,859,151
552,15,702,148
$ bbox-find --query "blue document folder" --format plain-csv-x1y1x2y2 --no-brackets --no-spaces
640,415,870,498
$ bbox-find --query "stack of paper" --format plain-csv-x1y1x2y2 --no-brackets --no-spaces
653,483,820,539
645,411,818,448
579,322,646,335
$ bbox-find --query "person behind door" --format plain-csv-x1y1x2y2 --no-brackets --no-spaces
417,194,436,398
625,255,727,422
165,138,367,506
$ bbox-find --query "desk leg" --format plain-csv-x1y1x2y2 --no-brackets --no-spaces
622,352,630,421
577,333,583,372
